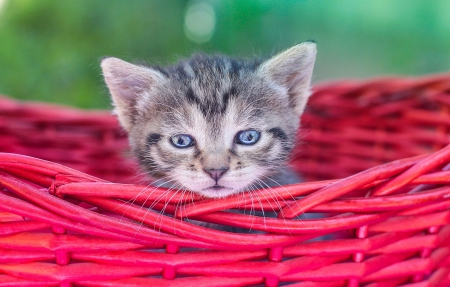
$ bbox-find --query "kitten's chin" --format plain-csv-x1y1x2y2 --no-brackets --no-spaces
197,187,239,198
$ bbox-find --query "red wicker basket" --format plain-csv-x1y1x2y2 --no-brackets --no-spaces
1,74,450,287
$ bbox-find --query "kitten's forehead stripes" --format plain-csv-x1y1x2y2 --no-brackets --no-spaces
186,88,202,107
153,55,263,81
147,55,267,120
184,85,237,118
221,86,237,113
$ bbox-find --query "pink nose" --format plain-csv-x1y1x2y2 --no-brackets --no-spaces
204,168,228,182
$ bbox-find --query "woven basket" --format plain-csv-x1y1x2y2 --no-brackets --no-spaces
1,74,450,287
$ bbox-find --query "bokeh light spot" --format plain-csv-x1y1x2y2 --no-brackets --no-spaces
0,0,8,14
184,1,216,44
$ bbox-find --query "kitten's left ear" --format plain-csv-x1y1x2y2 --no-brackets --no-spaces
101,57,166,131
258,42,316,115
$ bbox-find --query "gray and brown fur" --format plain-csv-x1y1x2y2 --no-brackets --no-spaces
101,42,316,198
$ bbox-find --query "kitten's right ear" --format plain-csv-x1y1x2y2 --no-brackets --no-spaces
258,42,316,116
101,57,165,131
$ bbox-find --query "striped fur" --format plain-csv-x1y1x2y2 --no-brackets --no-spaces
101,43,316,198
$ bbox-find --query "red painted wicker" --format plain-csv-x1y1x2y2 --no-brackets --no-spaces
1,74,450,287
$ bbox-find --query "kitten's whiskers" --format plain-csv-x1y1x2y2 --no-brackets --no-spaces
261,174,308,220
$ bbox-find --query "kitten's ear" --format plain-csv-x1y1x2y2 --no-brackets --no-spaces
101,57,165,131
258,42,316,115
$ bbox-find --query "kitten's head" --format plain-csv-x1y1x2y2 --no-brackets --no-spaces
101,43,316,198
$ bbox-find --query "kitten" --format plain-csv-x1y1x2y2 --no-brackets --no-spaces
101,42,316,199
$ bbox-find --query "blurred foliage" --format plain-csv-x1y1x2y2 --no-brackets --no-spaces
0,0,449,109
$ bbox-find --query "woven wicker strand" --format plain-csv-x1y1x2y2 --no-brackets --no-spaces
1,74,450,287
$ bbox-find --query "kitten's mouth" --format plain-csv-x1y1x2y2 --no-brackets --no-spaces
206,185,229,190
199,185,235,198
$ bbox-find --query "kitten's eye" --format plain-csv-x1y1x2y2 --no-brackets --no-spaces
170,134,194,148
236,130,260,145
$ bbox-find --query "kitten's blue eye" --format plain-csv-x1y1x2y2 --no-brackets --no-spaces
170,134,194,148
236,130,260,145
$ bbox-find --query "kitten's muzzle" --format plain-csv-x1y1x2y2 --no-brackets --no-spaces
204,168,229,182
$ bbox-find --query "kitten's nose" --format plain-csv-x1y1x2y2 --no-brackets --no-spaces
204,168,229,182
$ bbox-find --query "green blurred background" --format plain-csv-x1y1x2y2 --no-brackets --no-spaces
0,0,449,109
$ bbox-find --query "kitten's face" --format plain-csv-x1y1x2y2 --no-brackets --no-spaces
128,72,298,198
102,43,316,198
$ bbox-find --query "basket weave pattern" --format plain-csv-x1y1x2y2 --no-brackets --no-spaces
1,74,450,286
